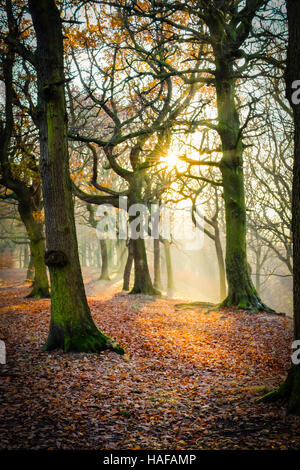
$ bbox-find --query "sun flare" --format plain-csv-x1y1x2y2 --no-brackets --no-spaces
162,152,178,168
160,151,186,171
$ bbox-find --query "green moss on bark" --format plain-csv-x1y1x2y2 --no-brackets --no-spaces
258,366,300,415
44,325,124,354
43,264,124,354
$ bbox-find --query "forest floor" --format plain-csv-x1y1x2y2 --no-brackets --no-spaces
0,269,300,450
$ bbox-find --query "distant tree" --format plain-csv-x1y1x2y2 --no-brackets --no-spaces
67,10,198,295
246,93,292,277
0,0,49,297
86,203,110,280
107,0,277,310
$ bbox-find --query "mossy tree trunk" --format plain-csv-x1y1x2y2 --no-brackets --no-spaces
131,237,158,294
18,202,49,298
212,38,265,310
220,159,262,309
28,0,123,354
128,182,158,295
214,223,226,302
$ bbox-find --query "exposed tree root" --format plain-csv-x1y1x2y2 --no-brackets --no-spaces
129,286,161,296
26,286,50,299
174,301,216,311
174,300,285,317
220,294,275,313
256,385,286,404
256,367,300,415
43,327,125,355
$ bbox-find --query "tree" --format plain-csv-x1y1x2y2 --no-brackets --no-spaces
260,0,300,414
67,8,198,295
27,0,123,354
86,203,110,280
111,0,276,309
175,170,227,302
246,93,292,277
0,0,49,298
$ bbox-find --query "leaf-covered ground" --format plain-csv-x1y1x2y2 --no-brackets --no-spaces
0,273,299,450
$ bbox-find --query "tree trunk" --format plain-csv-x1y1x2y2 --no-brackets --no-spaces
164,241,174,297
123,240,133,291
99,239,110,280
261,0,300,414
220,160,262,309
128,185,158,294
18,203,49,298
131,237,158,294
214,224,226,301
286,0,300,412
214,52,265,310
153,238,162,290
28,0,123,354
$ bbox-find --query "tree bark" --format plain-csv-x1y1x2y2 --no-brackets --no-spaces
128,184,158,295
286,0,300,412
220,159,262,309
131,237,158,294
28,0,123,354
214,51,266,310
